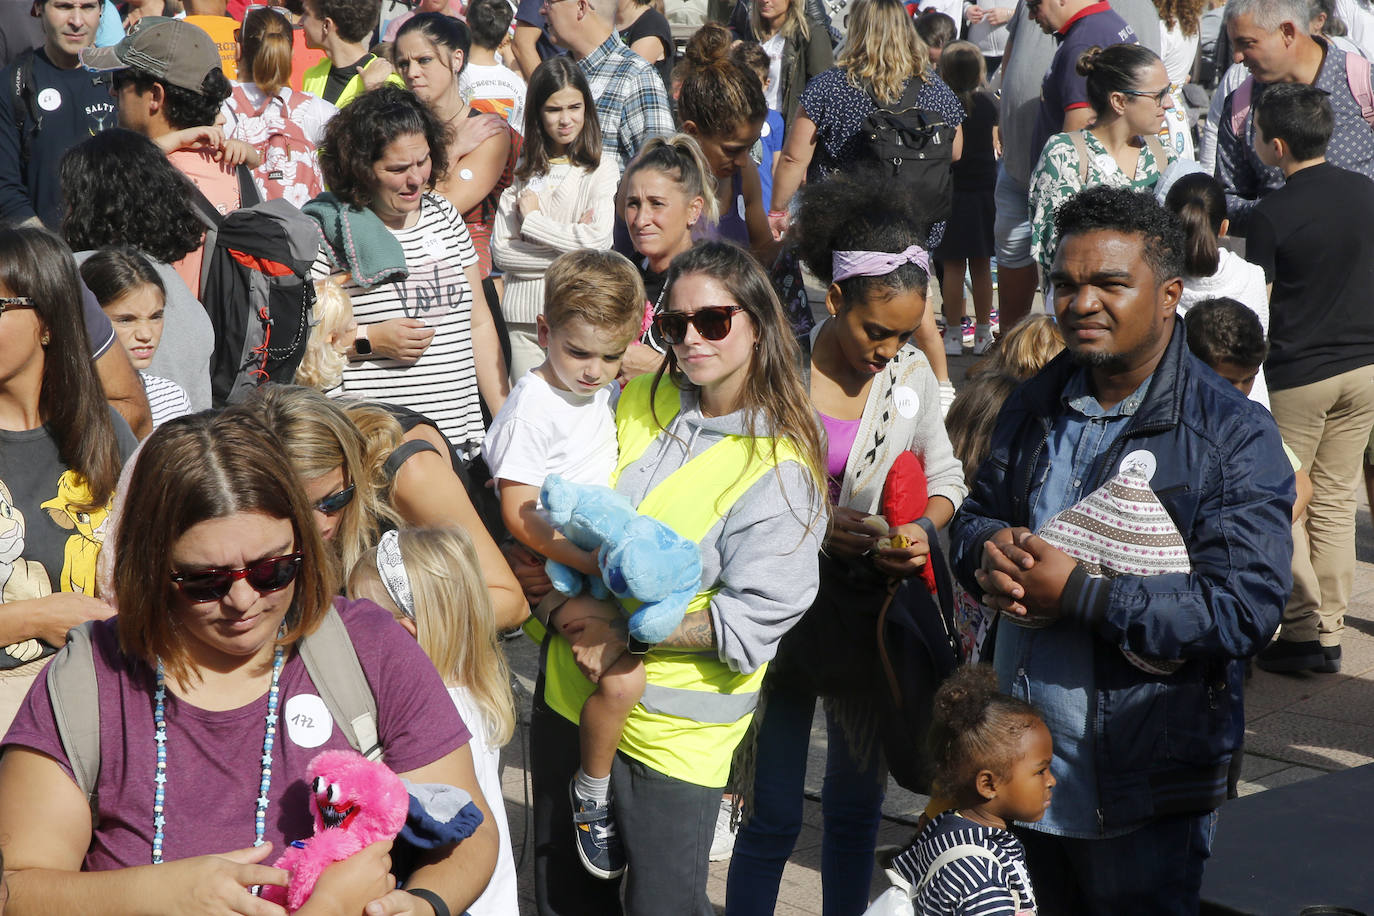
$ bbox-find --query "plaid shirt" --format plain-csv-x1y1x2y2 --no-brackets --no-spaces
576,34,674,173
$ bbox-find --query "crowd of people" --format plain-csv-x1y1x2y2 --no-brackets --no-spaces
0,0,1360,908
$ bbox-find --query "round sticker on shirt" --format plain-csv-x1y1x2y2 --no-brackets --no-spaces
1119,449,1157,482
893,386,919,419
422,233,448,261
459,168,474,181
760,119,772,139
284,694,334,748
528,175,548,193
37,88,61,112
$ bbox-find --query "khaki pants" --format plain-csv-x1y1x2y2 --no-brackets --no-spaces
1269,363,1374,646
506,322,545,384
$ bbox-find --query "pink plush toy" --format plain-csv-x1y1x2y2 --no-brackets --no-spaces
260,750,410,913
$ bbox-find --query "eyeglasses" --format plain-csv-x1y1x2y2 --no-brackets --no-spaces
652,305,748,345
0,297,35,317
313,483,356,515
1122,86,1173,106
170,552,304,603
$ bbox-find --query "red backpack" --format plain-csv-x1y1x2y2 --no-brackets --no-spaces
228,84,325,208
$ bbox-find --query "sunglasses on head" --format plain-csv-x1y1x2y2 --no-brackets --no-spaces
170,552,304,603
314,483,356,515
652,305,748,345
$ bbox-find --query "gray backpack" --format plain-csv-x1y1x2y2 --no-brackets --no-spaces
47,609,383,823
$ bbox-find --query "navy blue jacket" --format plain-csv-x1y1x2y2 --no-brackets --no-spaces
950,321,1294,830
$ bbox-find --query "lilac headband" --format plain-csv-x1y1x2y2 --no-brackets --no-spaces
832,245,931,282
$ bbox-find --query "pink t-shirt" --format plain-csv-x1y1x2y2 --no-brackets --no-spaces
3,598,468,871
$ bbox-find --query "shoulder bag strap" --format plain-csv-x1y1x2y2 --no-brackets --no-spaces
46,621,102,822
1143,132,1168,164
298,608,382,760
1069,129,1091,186
914,842,1021,908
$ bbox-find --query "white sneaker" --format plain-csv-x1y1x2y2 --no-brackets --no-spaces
709,796,737,862
973,331,994,356
943,327,962,355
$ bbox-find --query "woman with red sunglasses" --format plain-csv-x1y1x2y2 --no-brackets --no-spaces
525,240,829,915
0,409,500,916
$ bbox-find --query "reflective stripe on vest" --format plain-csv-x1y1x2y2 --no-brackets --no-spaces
542,374,800,787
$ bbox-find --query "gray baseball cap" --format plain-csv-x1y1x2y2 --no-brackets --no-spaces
81,17,221,93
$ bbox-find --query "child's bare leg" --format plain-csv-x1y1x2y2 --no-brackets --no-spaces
968,257,994,326
579,655,646,779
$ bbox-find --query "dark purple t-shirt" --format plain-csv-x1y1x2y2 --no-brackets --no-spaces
3,598,468,870
1030,2,1138,166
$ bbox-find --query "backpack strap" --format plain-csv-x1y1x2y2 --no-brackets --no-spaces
382,438,441,483
1143,132,1168,164
914,842,1022,909
1229,75,1254,138
46,621,102,824
298,607,383,761
1069,128,1091,186
1345,50,1374,129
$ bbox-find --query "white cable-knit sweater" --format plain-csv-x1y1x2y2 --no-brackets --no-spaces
490,156,619,324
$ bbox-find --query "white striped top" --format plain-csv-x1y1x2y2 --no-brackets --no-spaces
310,193,483,455
892,811,1038,915
141,372,193,429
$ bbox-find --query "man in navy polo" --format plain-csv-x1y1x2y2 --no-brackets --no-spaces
1028,0,1139,167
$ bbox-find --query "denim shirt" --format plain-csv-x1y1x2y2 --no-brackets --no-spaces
993,367,1151,839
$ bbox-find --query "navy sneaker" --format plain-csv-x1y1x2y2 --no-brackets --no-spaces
570,780,626,879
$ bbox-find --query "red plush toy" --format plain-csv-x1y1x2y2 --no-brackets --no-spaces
260,750,410,913
880,451,938,594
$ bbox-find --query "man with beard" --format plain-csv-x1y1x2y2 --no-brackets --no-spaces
949,185,1294,914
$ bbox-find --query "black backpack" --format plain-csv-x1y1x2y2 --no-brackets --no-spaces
857,78,957,225
190,172,319,406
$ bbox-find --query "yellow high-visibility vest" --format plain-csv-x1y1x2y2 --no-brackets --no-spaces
541,375,802,788
301,57,405,109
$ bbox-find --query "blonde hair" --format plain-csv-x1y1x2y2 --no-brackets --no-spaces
247,386,401,574
295,275,353,392
348,527,516,746
751,0,810,45
836,0,932,104
621,133,721,226
544,249,647,334
968,314,1065,381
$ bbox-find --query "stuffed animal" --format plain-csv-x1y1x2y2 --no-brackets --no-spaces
260,750,410,913
540,473,703,645
861,451,938,594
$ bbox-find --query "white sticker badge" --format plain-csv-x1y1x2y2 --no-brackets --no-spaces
1119,449,1157,482
736,195,746,221
37,88,61,112
284,693,333,748
459,168,474,181
893,386,919,419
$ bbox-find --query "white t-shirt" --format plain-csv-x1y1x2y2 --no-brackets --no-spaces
460,62,527,136
482,370,620,489
447,686,518,916
309,193,484,454
762,32,785,112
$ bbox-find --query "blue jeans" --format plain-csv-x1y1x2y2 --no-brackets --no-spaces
1014,810,1219,915
724,683,887,916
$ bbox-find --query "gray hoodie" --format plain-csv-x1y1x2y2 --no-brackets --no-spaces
614,386,828,676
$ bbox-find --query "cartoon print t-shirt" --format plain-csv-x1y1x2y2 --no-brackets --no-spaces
0,409,136,669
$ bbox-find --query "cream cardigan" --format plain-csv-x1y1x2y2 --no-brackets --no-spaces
490,156,619,324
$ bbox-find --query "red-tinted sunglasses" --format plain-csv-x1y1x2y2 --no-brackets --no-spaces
170,552,304,603
652,305,747,345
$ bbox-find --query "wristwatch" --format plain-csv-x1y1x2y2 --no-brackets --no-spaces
352,324,372,357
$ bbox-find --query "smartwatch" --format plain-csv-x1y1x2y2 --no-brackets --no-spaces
352,324,372,357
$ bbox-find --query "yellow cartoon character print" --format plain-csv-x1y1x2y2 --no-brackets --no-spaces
0,478,53,663
40,470,111,597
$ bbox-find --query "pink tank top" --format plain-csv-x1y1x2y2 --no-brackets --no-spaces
819,411,861,502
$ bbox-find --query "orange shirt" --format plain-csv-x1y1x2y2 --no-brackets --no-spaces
289,27,326,92
167,148,242,298
184,15,240,80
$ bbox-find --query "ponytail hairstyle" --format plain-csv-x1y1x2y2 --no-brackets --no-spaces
621,133,721,226
937,40,987,114
677,23,768,139
655,241,827,501
794,171,931,306
1163,172,1227,277
239,6,294,98
927,664,1044,802
517,55,602,181
1076,43,1164,117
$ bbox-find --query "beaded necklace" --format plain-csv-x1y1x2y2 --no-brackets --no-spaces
152,642,286,865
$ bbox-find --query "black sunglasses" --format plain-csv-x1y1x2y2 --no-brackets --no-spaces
652,305,748,345
170,552,304,603
314,484,356,515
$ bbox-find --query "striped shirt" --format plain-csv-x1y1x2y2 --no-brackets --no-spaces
892,811,1037,916
310,193,483,454
141,372,193,429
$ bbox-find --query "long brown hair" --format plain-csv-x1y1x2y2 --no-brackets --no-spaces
516,56,602,181
654,241,827,505
0,227,122,511
115,411,335,684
